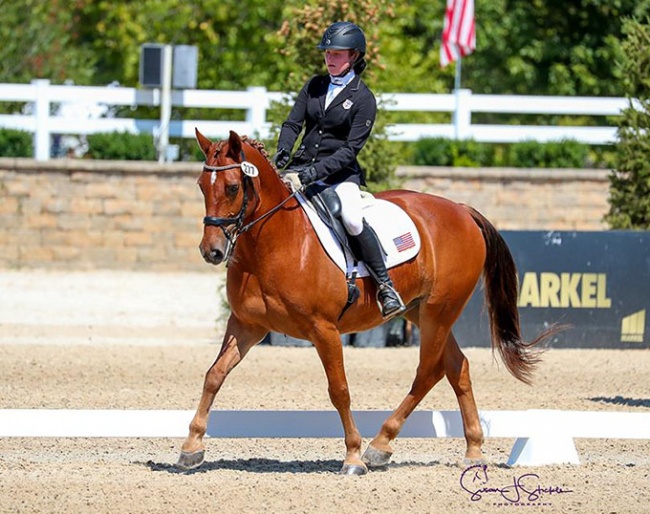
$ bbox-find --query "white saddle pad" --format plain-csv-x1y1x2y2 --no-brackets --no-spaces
296,191,421,278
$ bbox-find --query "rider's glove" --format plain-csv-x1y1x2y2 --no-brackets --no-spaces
297,166,321,186
272,148,290,169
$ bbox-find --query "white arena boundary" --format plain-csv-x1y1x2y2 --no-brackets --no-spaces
1,409,649,466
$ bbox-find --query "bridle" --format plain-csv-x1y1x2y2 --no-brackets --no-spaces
201,154,300,263
202,161,253,230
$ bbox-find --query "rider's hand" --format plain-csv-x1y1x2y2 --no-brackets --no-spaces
297,166,320,186
272,148,290,169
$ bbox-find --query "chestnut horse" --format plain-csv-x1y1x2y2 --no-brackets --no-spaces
178,129,556,475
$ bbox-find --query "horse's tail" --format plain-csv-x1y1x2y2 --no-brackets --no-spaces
465,206,562,385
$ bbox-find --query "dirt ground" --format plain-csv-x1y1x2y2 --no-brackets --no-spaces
1,271,649,514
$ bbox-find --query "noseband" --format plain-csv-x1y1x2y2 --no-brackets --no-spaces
201,157,300,263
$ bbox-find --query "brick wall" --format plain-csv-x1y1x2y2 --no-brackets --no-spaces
0,158,610,270
400,166,610,231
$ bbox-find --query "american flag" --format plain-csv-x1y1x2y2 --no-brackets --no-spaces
393,232,415,252
440,0,476,67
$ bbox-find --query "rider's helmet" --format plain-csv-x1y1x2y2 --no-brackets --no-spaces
317,22,367,74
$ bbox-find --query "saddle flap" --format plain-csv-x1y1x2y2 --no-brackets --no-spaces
297,192,421,278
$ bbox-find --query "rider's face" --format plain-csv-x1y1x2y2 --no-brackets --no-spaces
324,50,356,76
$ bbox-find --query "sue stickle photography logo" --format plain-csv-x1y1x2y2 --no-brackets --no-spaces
460,464,574,506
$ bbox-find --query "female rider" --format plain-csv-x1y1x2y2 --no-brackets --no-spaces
274,21,405,319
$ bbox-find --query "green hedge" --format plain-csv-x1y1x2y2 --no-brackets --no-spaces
0,128,613,168
412,137,604,168
86,131,156,160
0,129,33,157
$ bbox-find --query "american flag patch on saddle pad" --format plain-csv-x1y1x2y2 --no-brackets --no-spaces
393,233,416,252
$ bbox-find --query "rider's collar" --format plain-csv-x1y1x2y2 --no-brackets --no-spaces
329,69,356,86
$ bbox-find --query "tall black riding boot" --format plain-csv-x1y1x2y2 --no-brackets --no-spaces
351,222,406,319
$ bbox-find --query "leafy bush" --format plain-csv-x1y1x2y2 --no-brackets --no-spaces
507,140,548,167
413,137,589,168
508,139,588,168
86,131,156,160
0,129,32,157
413,137,452,166
413,138,496,167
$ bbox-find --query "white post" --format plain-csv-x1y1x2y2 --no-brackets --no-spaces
246,86,268,139
157,45,173,163
32,79,51,161
454,89,472,140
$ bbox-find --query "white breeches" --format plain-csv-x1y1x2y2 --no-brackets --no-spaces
332,181,364,236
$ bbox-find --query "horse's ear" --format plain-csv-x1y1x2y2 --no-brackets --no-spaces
195,128,212,157
227,130,243,160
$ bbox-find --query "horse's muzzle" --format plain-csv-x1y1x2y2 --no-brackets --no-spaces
199,244,224,265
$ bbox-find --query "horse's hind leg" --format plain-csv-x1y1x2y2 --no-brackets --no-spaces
177,315,266,469
444,332,485,462
362,309,448,468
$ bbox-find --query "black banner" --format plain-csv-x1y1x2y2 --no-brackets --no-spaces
454,230,649,349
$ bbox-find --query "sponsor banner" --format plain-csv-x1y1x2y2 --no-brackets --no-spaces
455,231,649,349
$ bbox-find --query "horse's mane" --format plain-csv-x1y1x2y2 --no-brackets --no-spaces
215,135,276,169
243,136,272,161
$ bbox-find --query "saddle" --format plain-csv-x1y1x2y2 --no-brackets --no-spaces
300,182,421,318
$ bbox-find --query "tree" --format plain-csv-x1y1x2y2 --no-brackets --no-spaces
72,0,285,88
605,17,650,229
0,0,96,85
467,0,650,97
268,0,400,191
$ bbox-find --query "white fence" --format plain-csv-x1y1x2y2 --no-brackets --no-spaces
0,79,631,161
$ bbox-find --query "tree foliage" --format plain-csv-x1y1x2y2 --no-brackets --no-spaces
605,17,650,229
70,0,285,89
268,0,400,191
465,0,650,96
0,0,96,84
5,0,648,97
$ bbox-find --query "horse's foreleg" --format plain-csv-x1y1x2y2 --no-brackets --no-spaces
444,332,485,463
313,333,366,475
177,316,266,469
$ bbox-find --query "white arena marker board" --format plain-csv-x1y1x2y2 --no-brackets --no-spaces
1,409,649,467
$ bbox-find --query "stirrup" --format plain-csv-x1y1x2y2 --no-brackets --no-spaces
376,283,406,319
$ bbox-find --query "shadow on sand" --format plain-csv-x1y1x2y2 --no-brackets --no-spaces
588,396,650,408
140,457,445,475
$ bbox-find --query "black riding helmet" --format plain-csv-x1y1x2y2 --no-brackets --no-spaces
317,21,367,75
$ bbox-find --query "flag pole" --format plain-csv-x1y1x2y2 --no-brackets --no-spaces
454,56,462,139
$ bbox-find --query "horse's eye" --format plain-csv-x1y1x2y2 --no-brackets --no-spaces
226,183,240,196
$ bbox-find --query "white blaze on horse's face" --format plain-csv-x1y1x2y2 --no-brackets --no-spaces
210,171,216,185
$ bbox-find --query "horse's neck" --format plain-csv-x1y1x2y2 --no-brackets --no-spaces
238,165,306,257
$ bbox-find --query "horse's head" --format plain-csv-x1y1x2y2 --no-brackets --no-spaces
196,129,265,265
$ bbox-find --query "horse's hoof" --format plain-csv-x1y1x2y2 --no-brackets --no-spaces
176,450,205,470
462,456,487,466
339,463,368,476
361,445,393,469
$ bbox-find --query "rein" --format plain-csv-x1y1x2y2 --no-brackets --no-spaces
201,159,301,262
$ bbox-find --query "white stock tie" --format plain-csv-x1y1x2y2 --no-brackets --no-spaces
325,70,355,109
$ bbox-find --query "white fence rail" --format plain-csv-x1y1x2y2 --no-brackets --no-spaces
0,79,631,161
2,409,650,466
